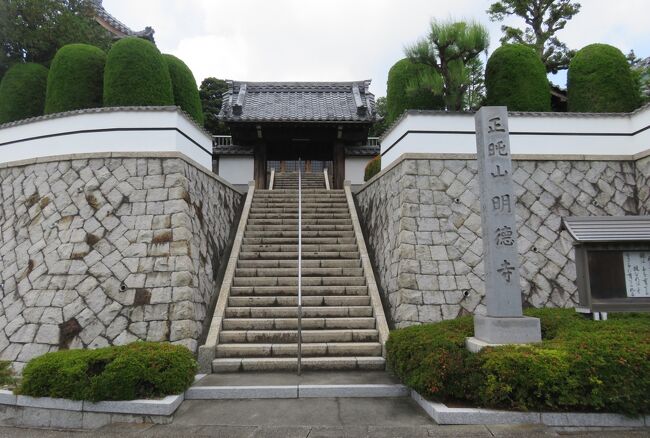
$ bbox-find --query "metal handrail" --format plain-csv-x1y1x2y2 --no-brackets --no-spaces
297,158,303,375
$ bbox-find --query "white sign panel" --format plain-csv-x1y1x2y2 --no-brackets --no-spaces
623,251,650,297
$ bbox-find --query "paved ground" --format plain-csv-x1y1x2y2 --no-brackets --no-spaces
0,398,648,437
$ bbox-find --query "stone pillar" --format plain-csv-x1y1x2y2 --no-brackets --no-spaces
466,107,541,352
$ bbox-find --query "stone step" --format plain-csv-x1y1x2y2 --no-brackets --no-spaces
239,244,358,253
241,237,356,245
258,189,343,193
222,317,376,330
234,267,364,278
236,259,361,268
224,306,373,318
215,342,382,358
238,251,360,260
244,230,355,238
246,219,352,225
247,213,350,219
232,276,366,287
245,225,353,232
219,329,379,344
251,203,347,209
212,356,386,372
249,208,349,214
228,295,371,307
229,285,368,296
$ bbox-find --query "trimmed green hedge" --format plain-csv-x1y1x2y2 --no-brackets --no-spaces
568,44,640,113
103,37,174,107
386,58,444,124
45,44,106,114
486,44,551,111
163,54,204,124
17,342,197,402
364,156,381,182
387,309,650,415
0,63,49,124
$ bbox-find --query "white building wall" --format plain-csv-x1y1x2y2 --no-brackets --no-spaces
0,107,214,171
380,105,650,168
345,156,372,185
219,156,254,185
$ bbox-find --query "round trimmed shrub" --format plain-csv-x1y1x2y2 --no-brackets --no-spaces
0,63,48,123
386,58,444,124
103,37,174,107
45,44,107,114
364,155,381,181
163,54,204,124
486,44,551,111
17,342,197,402
568,44,640,112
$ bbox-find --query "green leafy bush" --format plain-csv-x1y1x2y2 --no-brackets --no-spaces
387,309,650,415
386,58,444,124
364,156,381,182
568,44,640,112
17,342,197,402
0,361,15,387
163,54,204,125
45,44,106,114
0,63,48,123
103,37,174,107
486,44,551,111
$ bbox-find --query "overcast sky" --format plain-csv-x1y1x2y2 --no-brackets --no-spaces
103,0,650,97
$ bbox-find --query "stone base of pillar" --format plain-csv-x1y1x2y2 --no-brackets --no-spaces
466,315,542,353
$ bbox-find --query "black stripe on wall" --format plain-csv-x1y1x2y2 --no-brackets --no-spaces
381,124,650,157
0,127,213,156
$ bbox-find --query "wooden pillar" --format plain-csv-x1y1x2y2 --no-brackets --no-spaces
254,142,267,189
333,142,345,189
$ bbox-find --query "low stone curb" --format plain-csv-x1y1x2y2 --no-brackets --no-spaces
0,389,182,429
411,391,649,427
184,384,409,400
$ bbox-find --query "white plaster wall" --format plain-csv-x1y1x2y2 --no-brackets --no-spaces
380,106,650,168
345,156,372,185
0,108,213,171
219,156,254,185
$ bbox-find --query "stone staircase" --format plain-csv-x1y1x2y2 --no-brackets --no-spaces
210,173,386,372
273,171,325,189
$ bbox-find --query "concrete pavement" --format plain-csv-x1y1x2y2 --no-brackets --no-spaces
0,397,648,437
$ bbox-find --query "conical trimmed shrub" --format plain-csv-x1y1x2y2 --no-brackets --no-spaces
45,44,107,114
103,37,174,107
568,44,640,113
163,54,204,124
486,44,551,111
0,63,49,123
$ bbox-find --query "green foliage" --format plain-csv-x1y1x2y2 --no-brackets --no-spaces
487,0,581,73
103,38,174,107
0,0,111,78
44,43,106,114
486,44,551,111
406,19,490,111
368,96,388,137
386,59,444,124
0,361,15,387
364,156,381,182
199,77,229,135
17,342,197,402
387,309,650,415
163,54,204,125
0,62,48,123
568,44,640,113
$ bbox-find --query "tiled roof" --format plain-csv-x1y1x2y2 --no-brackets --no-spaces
90,0,154,41
213,145,255,156
345,146,380,156
219,81,377,123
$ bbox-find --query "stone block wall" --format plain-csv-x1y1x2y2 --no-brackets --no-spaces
0,154,242,371
355,155,639,328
